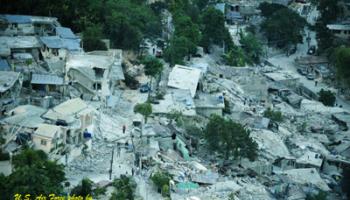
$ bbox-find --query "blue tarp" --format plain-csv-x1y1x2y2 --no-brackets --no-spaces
0,59,10,71
3,15,31,24
83,131,92,138
56,27,77,39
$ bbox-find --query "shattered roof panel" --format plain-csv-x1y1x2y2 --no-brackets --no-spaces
296,151,323,167
280,168,330,191
31,74,64,85
1,105,46,128
168,65,201,97
34,124,61,138
194,92,225,108
40,36,81,51
0,59,10,71
0,36,41,49
66,54,112,70
55,27,77,39
52,98,88,116
0,71,20,93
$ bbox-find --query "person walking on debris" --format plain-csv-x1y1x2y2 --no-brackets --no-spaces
315,80,318,86
122,125,126,134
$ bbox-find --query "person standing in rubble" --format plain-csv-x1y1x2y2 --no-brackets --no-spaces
122,125,126,134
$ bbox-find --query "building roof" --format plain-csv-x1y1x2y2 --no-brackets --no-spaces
152,89,196,116
0,36,41,49
34,124,61,139
0,71,20,93
264,71,299,82
0,59,10,71
280,168,330,191
1,105,46,128
52,98,88,116
31,74,64,85
296,151,323,167
55,27,77,39
327,24,350,31
1,15,32,23
0,14,58,25
194,92,225,109
40,36,81,51
168,65,201,97
66,54,112,69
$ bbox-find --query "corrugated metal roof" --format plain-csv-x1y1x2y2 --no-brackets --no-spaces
56,27,77,39
31,74,64,85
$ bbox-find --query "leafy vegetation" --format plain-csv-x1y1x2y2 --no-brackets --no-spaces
110,175,136,200
71,178,93,197
82,23,107,52
0,149,66,199
260,4,306,49
315,0,340,52
263,108,283,123
134,102,152,123
151,170,172,197
204,115,258,161
306,191,327,200
318,89,336,106
342,166,350,199
334,47,350,88
0,0,161,51
142,56,163,96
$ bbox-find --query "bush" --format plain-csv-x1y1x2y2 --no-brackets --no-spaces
151,171,171,192
0,150,10,161
263,108,283,122
318,89,336,106
111,175,136,200
155,91,165,100
161,184,170,197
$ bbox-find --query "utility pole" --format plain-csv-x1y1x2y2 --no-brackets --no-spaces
109,146,114,180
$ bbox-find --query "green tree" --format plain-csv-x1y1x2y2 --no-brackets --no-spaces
315,0,340,52
258,2,287,18
306,191,327,200
82,23,107,52
71,178,93,197
318,89,336,106
342,166,350,199
1,149,66,199
334,46,350,88
200,6,228,52
204,115,258,161
110,175,136,200
151,171,172,195
134,103,152,123
261,8,306,49
263,108,283,123
239,32,263,64
142,56,163,96
173,12,201,55
164,36,190,66
223,46,246,67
